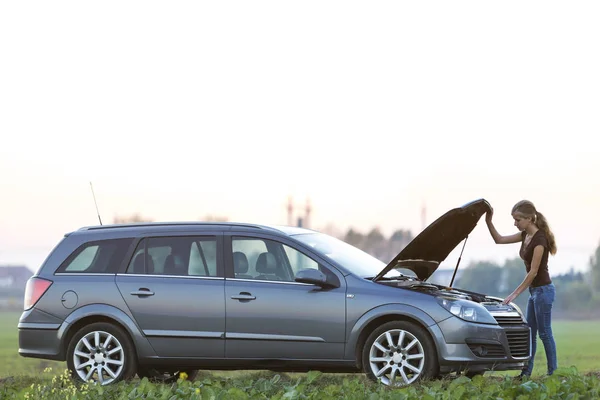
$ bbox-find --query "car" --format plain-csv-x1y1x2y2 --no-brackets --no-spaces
18,198,530,386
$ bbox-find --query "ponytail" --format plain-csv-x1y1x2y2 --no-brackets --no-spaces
536,211,557,255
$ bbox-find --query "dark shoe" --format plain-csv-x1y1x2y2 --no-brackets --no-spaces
514,372,530,380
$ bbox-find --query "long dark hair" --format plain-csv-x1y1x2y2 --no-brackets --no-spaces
512,200,557,255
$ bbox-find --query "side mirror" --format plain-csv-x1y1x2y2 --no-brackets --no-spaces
295,269,336,288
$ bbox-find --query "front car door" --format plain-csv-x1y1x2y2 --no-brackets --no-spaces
224,233,347,360
115,232,225,358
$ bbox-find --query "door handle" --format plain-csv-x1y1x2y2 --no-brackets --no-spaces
130,288,155,297
231,292,256,301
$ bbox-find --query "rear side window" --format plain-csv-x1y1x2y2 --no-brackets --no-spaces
56,238,134,274
125,236,219,277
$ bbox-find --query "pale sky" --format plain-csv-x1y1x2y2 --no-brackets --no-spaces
1,1,599,277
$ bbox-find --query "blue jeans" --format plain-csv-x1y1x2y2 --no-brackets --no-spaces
522,283,558,376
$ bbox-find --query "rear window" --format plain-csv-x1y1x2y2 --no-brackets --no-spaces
56,238,134,274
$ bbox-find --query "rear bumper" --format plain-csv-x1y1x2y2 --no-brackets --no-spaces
19,323,64,361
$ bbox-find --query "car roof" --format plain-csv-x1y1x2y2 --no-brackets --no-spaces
72,221,317,237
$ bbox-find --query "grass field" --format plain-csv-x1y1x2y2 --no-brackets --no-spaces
1,311,599,399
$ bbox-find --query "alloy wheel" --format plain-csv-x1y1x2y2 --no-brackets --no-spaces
72,330,125,385
368,328,426,386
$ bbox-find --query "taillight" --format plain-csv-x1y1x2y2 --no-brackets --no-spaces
24,277,53,310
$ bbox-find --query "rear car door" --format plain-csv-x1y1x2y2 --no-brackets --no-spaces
115,233,225,358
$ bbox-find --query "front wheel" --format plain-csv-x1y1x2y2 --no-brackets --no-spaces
66,322,137,385
362,321,438,386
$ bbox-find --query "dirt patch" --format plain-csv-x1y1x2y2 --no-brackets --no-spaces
0,376,15,384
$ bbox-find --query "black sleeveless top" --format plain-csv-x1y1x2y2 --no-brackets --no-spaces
519,230,552,287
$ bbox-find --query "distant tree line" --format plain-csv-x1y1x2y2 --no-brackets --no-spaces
112,214,228,224
342,227,414,263
453,256,600,319
113,213,153,224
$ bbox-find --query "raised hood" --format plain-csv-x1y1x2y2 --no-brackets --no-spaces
373,198,491,282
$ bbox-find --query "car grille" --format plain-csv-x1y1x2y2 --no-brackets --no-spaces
494,315,525,325
492,313,530,358
504,329,530,357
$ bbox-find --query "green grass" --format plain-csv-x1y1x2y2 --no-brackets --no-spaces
1,311,599,379
0,312,64,378
2,366,600,399
546,318,600,373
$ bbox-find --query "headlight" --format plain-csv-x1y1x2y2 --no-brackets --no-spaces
437,296,497,324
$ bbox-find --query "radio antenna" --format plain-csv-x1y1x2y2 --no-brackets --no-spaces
89,182,103,225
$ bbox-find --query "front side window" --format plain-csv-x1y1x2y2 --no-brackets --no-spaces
56,238,133,274
283,245,319,275
231,237,333,283
126,236,219,277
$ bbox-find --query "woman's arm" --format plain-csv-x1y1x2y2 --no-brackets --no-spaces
485,210,522,244
502,245,544,304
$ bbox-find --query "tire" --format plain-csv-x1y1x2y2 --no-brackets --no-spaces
137,367,199,383
361,320,438,386
66,322,137,385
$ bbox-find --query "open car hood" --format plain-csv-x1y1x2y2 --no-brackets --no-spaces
373,198,491,282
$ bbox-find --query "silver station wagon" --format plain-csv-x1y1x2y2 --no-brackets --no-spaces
18,199,530,386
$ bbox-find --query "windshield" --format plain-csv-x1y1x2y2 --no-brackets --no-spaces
293,232,401,278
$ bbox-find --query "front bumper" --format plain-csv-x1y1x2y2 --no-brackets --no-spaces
431,316,530,374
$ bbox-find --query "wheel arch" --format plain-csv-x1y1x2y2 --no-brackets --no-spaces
346,304,441,370
58,304,156,361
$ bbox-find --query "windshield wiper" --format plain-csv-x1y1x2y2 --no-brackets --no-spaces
407,282,439,290
369,275,415,282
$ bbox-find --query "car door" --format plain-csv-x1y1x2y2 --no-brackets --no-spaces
224,233,347,360
115,233,225,358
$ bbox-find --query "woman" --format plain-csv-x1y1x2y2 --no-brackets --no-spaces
485,200,557,377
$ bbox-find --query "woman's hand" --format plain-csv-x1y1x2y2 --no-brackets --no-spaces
502,292,518,305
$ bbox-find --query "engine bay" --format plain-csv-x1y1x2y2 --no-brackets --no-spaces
374,276,512,309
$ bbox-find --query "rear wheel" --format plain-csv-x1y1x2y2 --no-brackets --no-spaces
362,321,438,386
66,322,137,385
137,367,199,383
